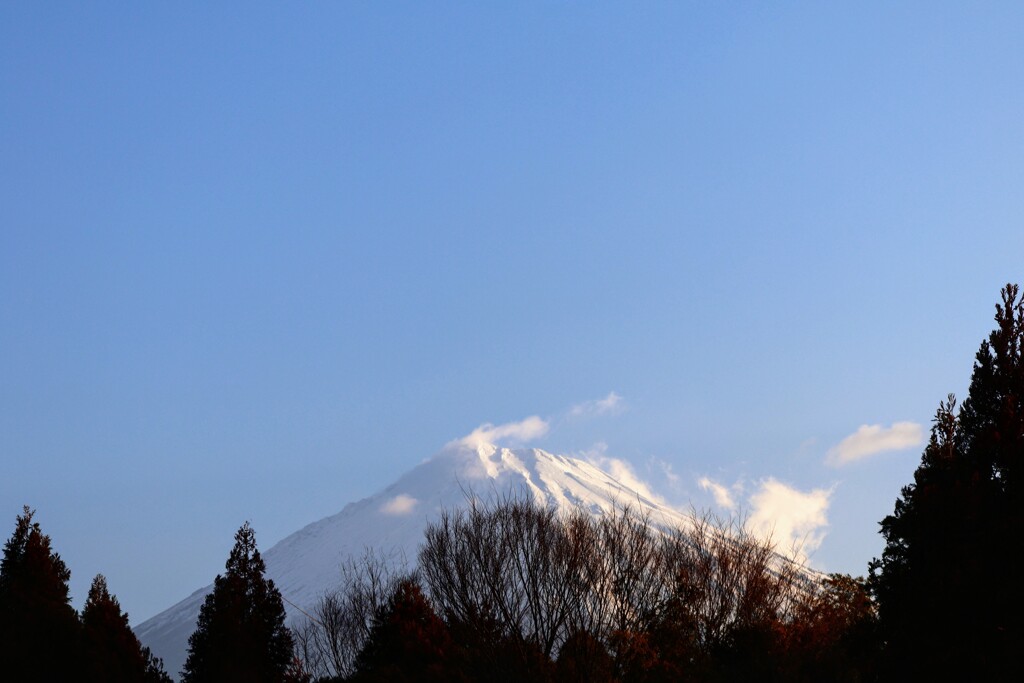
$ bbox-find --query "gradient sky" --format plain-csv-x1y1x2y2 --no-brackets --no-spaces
3,2,1023,625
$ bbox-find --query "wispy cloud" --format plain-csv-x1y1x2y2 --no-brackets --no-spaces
569,392,625,419
654,458,681,491
451,415,550,448
746,478,832,562
583,443,666,505
698,477,737,510
825,422,924,466
451,393,622,451
380,494,418,515
699,475,832,563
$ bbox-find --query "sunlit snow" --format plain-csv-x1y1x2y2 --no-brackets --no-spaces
136,442,697,678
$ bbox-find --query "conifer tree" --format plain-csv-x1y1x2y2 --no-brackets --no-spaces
870,284,1023,680
555,630,615,683
181,522,296,683
0,506,82,681
350,577,467,683
82,573,172,683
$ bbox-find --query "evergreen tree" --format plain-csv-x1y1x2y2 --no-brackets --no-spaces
0,506,82,681
555,630,615,683
82,573,173,683
870,284,1023,680
350,577,467,683
142,647,175,683
181,522,296,683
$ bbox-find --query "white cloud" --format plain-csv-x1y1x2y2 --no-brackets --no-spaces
746,478,832,562
584,445,666,505
451,415,550,448
825,422,924,466
380,494,418,516
569,392,625,418
698,477,737,510
655,458,681,490
579,441,610,459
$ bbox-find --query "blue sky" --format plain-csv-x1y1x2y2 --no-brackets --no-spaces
3,2,1023,624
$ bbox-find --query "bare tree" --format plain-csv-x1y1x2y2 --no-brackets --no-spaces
292,549,409,681
660,511,804,651
295,492,848,679
419,493,814,674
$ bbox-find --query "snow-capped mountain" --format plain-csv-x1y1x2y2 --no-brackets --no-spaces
136,442,693,678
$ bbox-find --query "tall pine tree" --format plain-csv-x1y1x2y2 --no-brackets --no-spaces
82,574,172,683
182,522,297,683
870,284,1023,680
0,506,82,681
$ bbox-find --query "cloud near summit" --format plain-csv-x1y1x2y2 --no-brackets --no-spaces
746,478,832,562
698,477,737,510
451,415,550,448
380,494,418,515
699,475,832,563
449,392,623,449
580,442,666,505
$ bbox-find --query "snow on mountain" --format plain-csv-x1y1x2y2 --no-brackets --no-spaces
135,442,693,678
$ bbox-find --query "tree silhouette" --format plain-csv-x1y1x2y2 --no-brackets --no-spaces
870,284,1023,680
0,506,82,681
555,630,615,683
784,574,878,683
350,576,467,683
292,550,407,681
182,522,297,683
82,573,172,683
418,496,816,682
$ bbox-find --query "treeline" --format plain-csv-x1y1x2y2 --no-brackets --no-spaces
0,506,172,682
4,284,1021,681
294,501,877,683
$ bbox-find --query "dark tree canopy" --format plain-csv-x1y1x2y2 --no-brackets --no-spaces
0,506,82,681
870,284,1024,680
182,522,297,683
555,630,616,683
82,574,173,683
351,576,467,683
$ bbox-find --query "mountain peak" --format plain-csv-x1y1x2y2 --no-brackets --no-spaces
136,442,687,679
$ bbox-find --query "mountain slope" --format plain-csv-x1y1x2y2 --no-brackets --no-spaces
136,443,692,678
